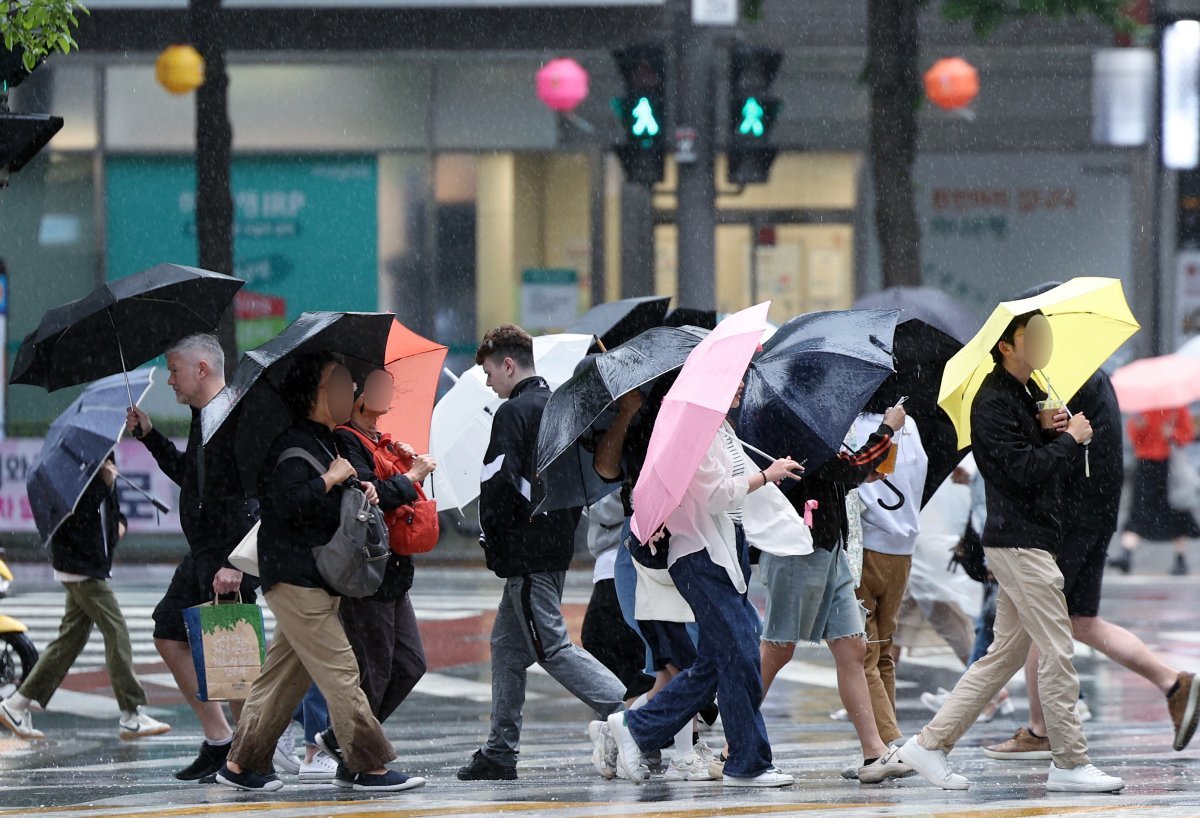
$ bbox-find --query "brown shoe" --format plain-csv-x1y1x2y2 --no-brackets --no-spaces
1168,671,1200,751
982,727,1052,760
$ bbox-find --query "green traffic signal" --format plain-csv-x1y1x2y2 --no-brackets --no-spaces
739,96,766,138
631,96,660,138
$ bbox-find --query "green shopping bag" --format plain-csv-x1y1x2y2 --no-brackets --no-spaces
183,597,266,702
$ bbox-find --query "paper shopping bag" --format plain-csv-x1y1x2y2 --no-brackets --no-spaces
183,598,266,701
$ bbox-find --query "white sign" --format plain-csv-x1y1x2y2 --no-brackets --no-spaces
0,439,184,536
692,0,737,25
521,268,580,332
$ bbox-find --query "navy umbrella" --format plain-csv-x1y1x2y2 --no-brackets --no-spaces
568,296,671,350
10,263,243,399
27,369,166,544
737,309,899,469
533,325,708,514
854,287,981,504
202,311,396,496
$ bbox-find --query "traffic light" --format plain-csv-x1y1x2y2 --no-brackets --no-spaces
728,44,782,185
0,47,62,187
611,43,666,186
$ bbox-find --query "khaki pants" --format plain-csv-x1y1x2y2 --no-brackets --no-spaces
919,547,1089,768
854,550,911,744
20,578,147,714
228,584,395,774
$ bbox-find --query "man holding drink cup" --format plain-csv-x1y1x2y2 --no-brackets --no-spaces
899,310,1124,793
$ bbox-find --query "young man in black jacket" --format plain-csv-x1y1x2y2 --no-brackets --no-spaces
126,333,259,780
900,311,1124,794
0,456,170,741
458,325,626,781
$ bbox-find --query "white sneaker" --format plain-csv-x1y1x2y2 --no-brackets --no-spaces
857,744,914,784
665,742,715,781
1076,699,1093,723
1046,762,1125,793
273,724,301,775
588,720,617,780
0,698,44,740
897,735,970,790
299,750,338,782
830,707,850,721
920,687,950,714
606,711,647,784
723,766,795,787
118,708,171,740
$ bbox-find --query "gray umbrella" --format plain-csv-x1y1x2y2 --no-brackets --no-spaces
27,369,165,544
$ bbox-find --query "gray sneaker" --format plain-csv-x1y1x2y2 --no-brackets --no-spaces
857,744,914,784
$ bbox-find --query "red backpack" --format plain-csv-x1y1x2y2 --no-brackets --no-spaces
337,425,439,556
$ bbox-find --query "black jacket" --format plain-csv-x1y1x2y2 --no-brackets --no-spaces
141,407,258,582
783,423,894,551
1062,371,1123,535
334,425,420,599
479,376,582,578
50,470,127,580
257,418,347,594
970,365,1082,552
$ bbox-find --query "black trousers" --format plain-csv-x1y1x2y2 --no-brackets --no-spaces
581,578,655,700
340,592,428,723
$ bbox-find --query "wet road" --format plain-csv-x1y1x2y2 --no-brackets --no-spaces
3,560,1200,817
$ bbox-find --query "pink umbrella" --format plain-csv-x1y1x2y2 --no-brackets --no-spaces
1111,354,1200,413
631,301,771,543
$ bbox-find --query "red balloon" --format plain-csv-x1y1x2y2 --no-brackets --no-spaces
924,57,979,110
536,58,589,113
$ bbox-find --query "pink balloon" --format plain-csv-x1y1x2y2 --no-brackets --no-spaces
536,58,589,113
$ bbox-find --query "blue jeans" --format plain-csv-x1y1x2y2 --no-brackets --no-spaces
292,683,329,746
968,579,999,666
614,523,654,675
624,529,772,779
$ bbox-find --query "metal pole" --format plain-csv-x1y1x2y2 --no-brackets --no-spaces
671,0,717,310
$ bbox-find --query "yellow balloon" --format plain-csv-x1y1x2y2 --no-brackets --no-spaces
156,45,205,95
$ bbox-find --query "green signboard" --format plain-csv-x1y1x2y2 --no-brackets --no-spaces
105,155,379,330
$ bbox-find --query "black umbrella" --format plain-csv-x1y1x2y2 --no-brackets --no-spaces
202,311,395,496
854,287,981,504
26,369,167,544
664,308,717,330
10,263,244,398
532,325,708,514
568,296,671,350
737,309,899,469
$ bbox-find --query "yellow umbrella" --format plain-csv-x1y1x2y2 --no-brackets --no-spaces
938,277,1140,450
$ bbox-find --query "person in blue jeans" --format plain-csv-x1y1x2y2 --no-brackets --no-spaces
274,684,336,781
591,387,803,787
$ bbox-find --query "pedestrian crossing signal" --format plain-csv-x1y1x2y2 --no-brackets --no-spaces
728,44,782,184
612,43,667,186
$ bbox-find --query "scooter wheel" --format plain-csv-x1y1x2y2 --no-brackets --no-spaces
0,632,37,693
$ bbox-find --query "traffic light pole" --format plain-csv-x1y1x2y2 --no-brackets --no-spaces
670,0,717,311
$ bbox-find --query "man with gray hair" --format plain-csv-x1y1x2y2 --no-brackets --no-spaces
127,333,259,782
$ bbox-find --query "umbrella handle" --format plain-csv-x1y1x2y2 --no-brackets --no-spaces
875,477,906,511
107,307,144,439
117,473,171,514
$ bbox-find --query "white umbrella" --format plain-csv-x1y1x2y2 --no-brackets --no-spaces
429,333,593,512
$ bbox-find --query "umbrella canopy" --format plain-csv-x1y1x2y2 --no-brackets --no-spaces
1178,335,1200,358
568,296,671,349
11,264,243,392
376,320,448,454
27,369,156,543
938,277,1140,449
202,311,396,496
428,333,593,511
664,308,717,330
1111,355,1200,413
737,309,899,471
532,325,709,514
631,302,769,543
854,288,981,505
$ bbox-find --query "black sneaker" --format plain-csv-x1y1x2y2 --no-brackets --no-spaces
1172,554,1190,577
333,762,355,790
176,740,230,781
316,728,341,760
1108,551,1132,574
353,769,426,792
456,750,516,781
215,764,284,792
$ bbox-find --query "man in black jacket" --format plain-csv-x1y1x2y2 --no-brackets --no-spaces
458,325,625,781
900,311,1124,794
0,456,170,741
126,333,259,781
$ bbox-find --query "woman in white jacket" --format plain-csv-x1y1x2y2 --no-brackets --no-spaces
592,382,803,788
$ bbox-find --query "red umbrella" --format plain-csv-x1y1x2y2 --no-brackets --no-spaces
377,320,448,454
